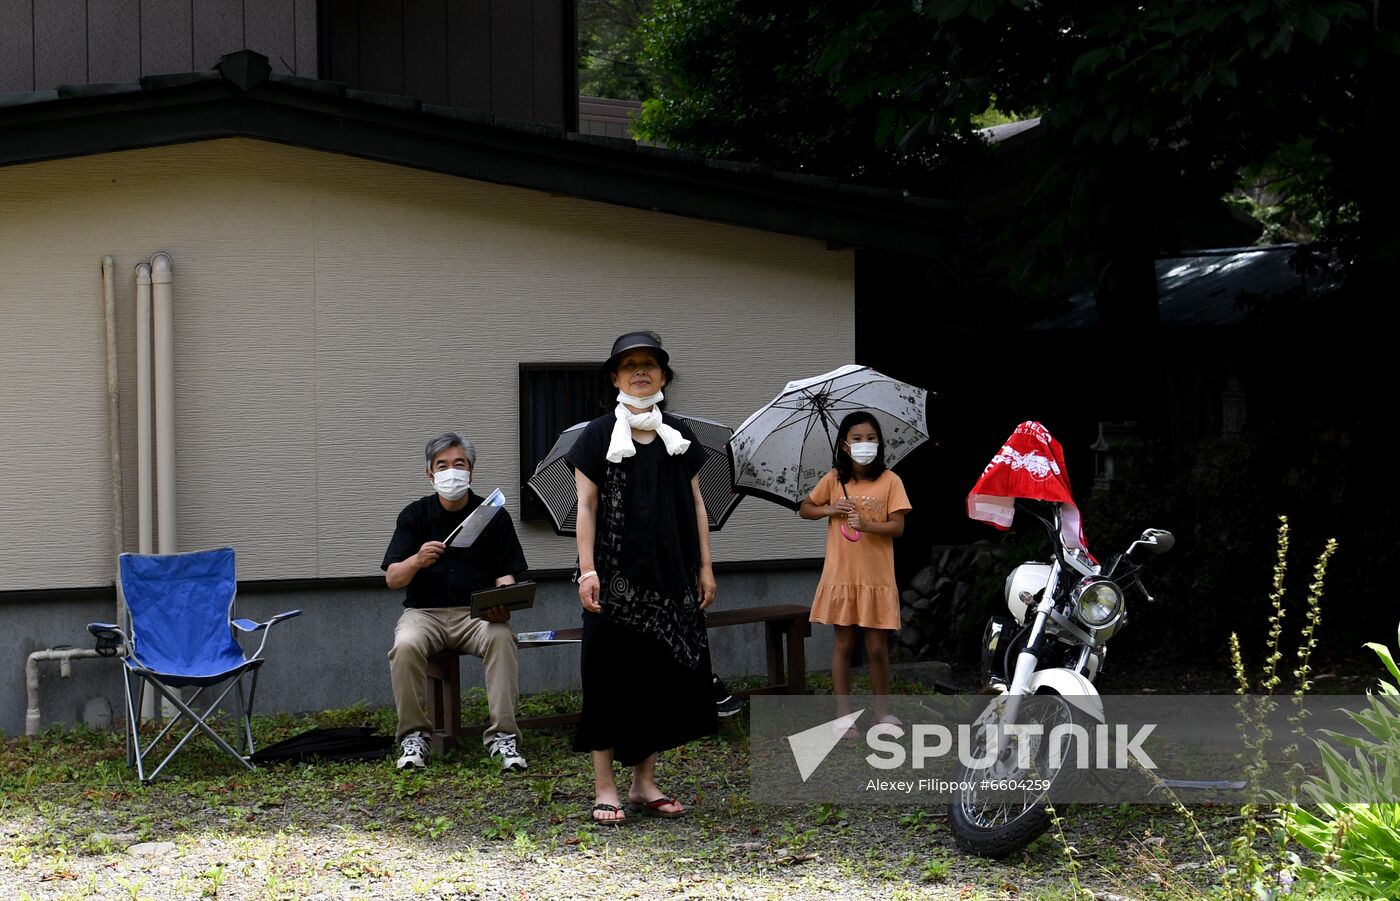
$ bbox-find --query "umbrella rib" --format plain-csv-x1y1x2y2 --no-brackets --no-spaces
764,407,822,436
761,390,845,435
820,381,929,435
822,380,898,409
802,405,839,459
819,406,842,447
822,397,928,429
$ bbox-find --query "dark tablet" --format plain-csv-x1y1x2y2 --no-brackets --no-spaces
470,581,537,617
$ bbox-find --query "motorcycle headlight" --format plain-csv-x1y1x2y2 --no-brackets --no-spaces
1072,577,1124,629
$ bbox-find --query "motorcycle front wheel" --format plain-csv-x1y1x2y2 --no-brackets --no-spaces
947,690,1083,858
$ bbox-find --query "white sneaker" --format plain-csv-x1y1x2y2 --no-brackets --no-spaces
488,733,527,773
396,731,429,769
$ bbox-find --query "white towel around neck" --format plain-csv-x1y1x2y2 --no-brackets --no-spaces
606,390,691,463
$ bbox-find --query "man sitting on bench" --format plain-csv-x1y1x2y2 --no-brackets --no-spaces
382,432,529,773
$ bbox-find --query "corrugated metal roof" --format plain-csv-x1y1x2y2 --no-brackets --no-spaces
1029,245,1341,330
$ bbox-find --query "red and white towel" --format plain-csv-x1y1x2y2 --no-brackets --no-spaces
967,421,1089,551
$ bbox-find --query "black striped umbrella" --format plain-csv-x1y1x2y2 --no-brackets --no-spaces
525,412,743,536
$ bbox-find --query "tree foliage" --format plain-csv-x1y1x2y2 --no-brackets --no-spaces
639,1,1399,294
579,0,661,100
637,0,987,182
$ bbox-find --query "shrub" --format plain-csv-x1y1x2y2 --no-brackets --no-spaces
1286,625,1400,898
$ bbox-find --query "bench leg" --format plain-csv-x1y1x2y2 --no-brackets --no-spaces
424,655,462,755
786,617,808,694
765,621,786,690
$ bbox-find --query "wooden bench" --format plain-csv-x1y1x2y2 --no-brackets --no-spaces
424,603,812,753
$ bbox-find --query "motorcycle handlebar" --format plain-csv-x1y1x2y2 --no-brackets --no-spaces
1013,499,1069,570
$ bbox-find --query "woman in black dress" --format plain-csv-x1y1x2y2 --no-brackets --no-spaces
567,330,718,824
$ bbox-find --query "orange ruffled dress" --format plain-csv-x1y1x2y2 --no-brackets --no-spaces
807,469,912,631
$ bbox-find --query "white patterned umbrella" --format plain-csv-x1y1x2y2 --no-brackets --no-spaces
526,412,742,536
727,365,930,510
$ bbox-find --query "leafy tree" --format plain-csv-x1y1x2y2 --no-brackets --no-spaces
579,0,660,100
637,0,987,182
639,1,1399,315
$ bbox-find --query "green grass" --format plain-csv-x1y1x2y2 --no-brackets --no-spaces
0,680,1239,899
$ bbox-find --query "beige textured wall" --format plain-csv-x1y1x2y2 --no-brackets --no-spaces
0,138,854,591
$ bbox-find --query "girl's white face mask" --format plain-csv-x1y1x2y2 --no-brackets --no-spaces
432,468,471,501
848,441,880,465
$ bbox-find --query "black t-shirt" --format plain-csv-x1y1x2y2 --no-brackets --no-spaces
381,491,528,609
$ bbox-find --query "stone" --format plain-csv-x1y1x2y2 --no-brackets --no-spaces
889,660,954,688
971,541,1002,567
90,831,139,847
127,841,177,858
910,565,937,596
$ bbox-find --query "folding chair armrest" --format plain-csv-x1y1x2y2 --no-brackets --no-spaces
88,623,127,657
234,609,302,661
232,609,302,633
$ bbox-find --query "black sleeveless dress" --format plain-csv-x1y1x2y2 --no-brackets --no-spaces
565,412,718,765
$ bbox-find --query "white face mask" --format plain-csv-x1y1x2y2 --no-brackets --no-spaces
848,441,880,465
617,389,664,409
432,468,471,501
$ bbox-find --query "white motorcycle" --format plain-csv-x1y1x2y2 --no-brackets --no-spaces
947,499,1174,857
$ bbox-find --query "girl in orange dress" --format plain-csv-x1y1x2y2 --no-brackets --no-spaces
799,411,911,732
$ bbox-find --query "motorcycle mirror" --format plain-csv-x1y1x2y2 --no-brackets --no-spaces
1137,529,1175,553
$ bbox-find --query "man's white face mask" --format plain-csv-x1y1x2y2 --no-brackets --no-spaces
848,442,880,465
433,468,471,501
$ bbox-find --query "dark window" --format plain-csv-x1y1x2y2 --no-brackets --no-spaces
519,363,610,521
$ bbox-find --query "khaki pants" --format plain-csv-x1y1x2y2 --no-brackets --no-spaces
389,607,519,746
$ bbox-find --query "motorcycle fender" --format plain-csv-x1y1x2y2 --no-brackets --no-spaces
1028,669,1105,722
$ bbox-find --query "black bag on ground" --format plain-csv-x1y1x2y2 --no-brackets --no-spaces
249,726,393,764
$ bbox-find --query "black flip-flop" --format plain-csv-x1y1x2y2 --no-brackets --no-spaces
590,802,627,825
627,796,685,819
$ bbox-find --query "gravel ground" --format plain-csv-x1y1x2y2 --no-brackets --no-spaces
5,654,1381,901
0,802,1099,901
5,794,1190,901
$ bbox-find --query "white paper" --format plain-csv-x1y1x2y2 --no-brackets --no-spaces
446,489,506,548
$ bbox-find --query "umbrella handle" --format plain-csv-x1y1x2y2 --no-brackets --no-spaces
837,484,861,541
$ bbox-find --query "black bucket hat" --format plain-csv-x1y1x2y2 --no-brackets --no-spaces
604,330,669,371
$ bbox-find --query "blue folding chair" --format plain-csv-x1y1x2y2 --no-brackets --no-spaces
88,548,301,783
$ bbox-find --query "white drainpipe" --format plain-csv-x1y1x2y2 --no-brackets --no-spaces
135,260,158,721
135,262,153,554
151,252,176,554
101,257,127,623
24,259,128,736
25,649,103,736
150,253,177,720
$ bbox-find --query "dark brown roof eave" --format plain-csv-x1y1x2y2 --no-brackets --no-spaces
0,51,962,259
